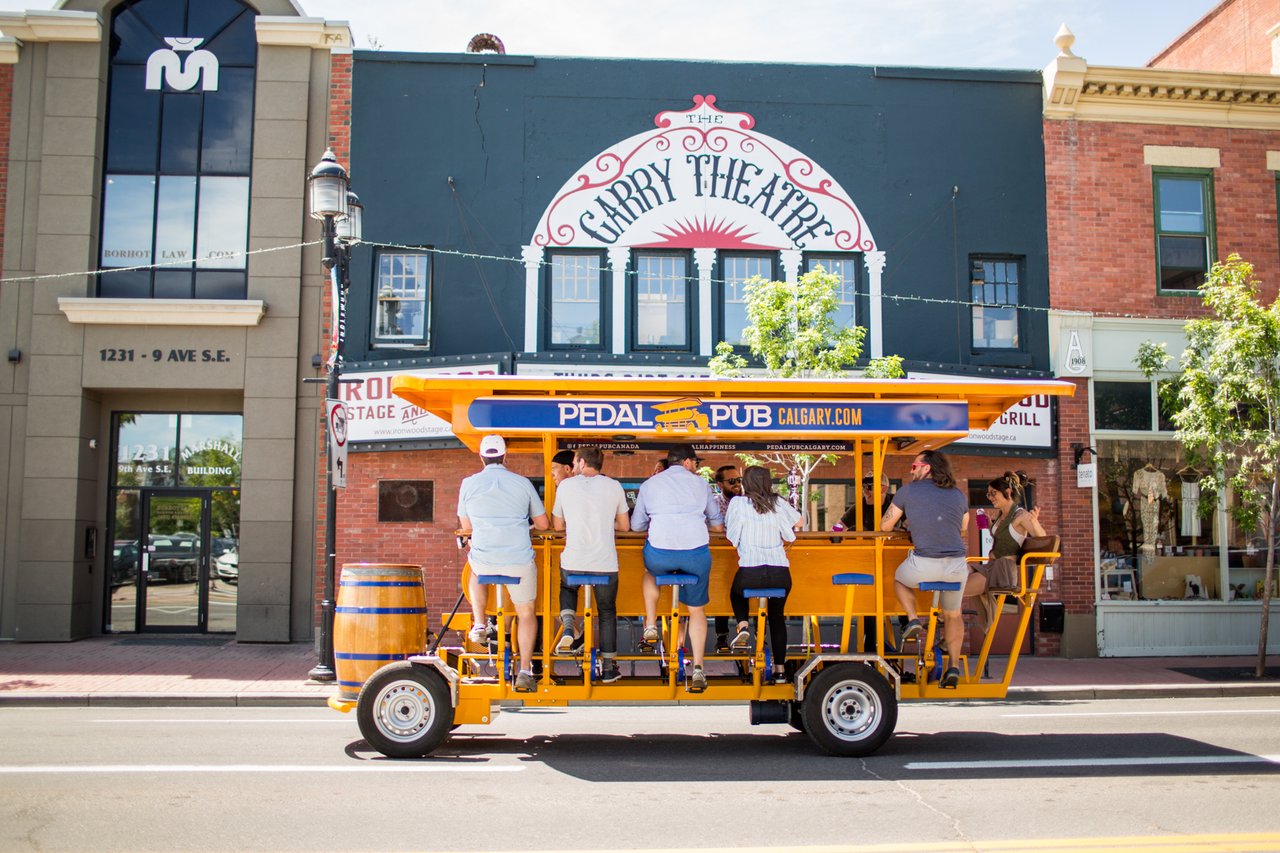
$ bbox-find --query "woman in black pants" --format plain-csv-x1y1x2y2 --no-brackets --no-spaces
724,466,803,683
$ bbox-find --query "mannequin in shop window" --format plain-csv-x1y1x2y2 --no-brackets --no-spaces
1131,463,1168,554
1177,466,1201,539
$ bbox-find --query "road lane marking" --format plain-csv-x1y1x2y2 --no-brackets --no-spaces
0,764,523,774
1003,709,1280,718
308,833,1280,852
89,719,351,724
906,754,1280,770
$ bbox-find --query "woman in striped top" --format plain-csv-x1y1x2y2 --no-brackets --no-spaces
724,466,804,683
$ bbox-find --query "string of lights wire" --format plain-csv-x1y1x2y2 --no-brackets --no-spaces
0,235,1148,321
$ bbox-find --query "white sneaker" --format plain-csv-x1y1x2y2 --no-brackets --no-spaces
467,623,486,644
555,632,576,655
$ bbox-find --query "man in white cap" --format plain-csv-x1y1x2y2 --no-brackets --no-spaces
457,434,549,692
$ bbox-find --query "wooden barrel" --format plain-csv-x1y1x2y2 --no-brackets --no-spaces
333,563,427,701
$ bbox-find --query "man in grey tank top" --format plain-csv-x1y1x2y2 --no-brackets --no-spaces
881,449,969,688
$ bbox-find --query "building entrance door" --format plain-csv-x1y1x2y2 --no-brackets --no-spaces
107,412,242,634
139,491,209,631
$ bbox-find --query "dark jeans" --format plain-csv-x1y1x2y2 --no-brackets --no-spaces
729,565,792,665
558,570,619,655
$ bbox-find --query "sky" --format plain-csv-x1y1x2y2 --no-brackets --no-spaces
0,0,1226,71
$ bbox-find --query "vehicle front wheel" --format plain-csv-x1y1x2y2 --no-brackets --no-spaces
801,663,896,757
356,662,454,758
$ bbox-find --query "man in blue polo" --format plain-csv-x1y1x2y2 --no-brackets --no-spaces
458,434,549,693
631,445,723,692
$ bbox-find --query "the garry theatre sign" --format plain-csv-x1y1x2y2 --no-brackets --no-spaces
524,95,889,358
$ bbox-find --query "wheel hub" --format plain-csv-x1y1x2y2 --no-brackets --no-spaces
375,682,434,742
823,682,878,741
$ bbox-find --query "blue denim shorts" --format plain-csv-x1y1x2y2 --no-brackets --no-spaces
642,542,711,607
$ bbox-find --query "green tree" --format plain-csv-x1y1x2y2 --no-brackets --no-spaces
1137,254,1278,677
708,266,904,525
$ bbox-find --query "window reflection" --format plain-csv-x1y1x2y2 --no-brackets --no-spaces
195,176,249,270
155,176,196,266
101,175,156,268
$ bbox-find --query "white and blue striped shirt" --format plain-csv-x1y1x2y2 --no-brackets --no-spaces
725,494,801,567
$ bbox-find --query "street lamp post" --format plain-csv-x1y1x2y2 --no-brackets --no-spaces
306,149,361,682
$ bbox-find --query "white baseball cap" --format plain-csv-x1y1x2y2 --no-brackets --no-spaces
479,435,507,458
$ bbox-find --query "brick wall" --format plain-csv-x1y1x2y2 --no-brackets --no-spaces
1148,0,1280,74
1048,378,1092,655
1045,119,1280,318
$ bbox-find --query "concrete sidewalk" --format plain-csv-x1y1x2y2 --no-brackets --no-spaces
0,636,1277,706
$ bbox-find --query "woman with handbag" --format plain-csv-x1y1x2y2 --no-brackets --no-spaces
966,471,1048,628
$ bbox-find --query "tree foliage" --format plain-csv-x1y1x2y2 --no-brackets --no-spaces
708,266,905,524
1136,254,1278,676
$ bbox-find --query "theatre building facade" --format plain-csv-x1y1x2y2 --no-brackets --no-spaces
0,0,349,641
331,49,1070,653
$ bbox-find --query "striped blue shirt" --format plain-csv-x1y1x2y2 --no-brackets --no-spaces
725,494,801,567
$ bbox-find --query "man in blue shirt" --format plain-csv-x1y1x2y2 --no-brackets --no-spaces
631,446,723,692
881,449,969,689
458,435,549,692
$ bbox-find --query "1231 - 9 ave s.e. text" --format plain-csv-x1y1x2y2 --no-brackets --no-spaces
99,348,231,363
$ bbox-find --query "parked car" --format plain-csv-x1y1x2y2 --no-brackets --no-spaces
147,535,198,584
214,548,238,584
110,540,138,590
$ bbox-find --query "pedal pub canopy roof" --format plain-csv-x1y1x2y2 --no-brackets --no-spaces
389,375,1075,457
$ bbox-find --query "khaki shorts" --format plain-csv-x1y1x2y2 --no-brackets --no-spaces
470,558,538,605
894,551,968,611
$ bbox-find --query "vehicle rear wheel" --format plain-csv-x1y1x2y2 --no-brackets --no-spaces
356,661,454,758
801,663,896,756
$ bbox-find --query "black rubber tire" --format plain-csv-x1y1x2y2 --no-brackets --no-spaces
356,661,454,758
788,701,805,732
801,663,896,757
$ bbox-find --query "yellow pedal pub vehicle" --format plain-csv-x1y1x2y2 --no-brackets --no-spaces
328,375,1071,757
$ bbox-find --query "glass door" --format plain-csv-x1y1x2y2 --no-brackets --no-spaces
140,492,208,631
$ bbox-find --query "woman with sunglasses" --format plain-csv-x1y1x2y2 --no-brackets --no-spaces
967,471,1047,626
724,465,803,683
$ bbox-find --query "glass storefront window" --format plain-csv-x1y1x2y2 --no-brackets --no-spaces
1094,381,1154,431
179,413,243,487
115,414,178,487
1096,438,1221,601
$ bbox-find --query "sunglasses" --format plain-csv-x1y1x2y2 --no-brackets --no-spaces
722,477,742,485
910,462,927,470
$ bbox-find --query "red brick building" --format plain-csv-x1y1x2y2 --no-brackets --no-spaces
1043,5,1280,655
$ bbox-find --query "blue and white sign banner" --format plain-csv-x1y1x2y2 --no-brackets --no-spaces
467,397,968,435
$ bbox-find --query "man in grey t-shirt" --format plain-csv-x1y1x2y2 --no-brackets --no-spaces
881,449,969,688
552,447,631,682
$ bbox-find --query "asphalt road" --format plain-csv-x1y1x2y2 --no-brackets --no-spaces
3,697,1280,852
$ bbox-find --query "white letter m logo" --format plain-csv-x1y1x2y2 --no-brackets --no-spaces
145,37,219,92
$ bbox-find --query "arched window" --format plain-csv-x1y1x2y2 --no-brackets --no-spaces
98,0,256,299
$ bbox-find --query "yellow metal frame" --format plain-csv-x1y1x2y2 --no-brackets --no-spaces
329,374,1071,716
